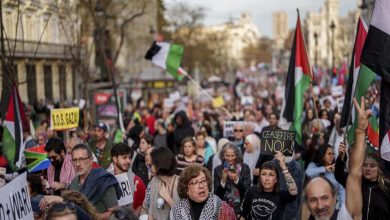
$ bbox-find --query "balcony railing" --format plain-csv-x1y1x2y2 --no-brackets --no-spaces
3,39,81,60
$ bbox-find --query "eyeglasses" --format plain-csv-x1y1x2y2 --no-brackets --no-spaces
71,157,91,164
234,129,243,132
188,179,207,187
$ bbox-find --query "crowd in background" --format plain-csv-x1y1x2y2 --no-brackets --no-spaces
0,69,389,220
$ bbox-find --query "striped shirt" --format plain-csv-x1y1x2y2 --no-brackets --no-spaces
175,154,204,175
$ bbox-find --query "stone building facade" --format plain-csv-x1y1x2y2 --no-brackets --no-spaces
1,0,78,105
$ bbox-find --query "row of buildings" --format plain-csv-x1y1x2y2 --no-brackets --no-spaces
272,0,376,70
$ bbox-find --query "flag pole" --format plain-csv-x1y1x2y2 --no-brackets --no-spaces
178,67,232,116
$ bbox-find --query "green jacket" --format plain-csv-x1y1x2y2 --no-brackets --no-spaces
89,139,112,169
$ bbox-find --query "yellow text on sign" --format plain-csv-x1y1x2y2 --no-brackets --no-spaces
50,107,80,130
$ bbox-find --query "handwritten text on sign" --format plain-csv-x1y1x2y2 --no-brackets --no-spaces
115,173,134,206
260,129,295,156
0,172,33,220
50,107,80,130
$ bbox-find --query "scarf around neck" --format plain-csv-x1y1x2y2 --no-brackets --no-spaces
170,193,222,220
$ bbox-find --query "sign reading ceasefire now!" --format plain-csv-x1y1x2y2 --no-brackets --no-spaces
50,107,80,130
260,129,296,156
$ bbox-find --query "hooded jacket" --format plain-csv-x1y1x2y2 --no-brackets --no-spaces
172,111,194,155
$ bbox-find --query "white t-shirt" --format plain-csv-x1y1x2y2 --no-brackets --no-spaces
337,203,353,220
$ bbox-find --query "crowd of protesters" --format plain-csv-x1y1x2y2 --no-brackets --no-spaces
0,69,389,220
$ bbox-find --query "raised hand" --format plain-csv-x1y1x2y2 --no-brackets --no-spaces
353,97,372,131
274,151,287,170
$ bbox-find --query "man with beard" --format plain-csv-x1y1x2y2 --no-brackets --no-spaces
69,144,121,220
305,97,369,220
110,143,146,216
44,137,75,195
89,122,112,168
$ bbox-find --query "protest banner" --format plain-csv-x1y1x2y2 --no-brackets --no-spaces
241,96,253,106
0,172,33,220
331,85,343,97
115,172,134,206
223,121,239,137
260,129,295,156
50,107,80,130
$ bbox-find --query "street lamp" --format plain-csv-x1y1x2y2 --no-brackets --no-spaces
313,32,319,67
329,20,336,69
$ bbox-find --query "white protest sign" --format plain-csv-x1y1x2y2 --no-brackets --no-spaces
331,85,343,97
312,86,320,96
0,172,33,220
241,96,253,106
115,172,133,206
223,121,239,137
337,97,345,113
169,91,181,101
163,98,174,109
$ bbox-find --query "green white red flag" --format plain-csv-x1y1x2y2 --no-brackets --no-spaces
280,12,312,145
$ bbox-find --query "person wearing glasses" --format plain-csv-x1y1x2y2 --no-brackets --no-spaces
170,164,236,220
68,144,122,220
43,201,92,220
229,123,245,152
43,137,75,195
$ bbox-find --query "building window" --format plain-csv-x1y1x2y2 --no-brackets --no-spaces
59,64,67,102
44,65,53,102
26,64,37,105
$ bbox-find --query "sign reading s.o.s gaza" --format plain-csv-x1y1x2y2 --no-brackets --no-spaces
50,107,80,130
0,172,33,220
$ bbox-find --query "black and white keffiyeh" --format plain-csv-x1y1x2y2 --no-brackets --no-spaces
169,193,222,220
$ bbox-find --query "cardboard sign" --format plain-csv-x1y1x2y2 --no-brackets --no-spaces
115,172,134,206
260,129,295,156
331,85,343,97
0,172,34,220
223,121,239,137
50,107,80,130
212,96,225,108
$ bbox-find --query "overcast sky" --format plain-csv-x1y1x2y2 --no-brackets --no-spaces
164,0,358,37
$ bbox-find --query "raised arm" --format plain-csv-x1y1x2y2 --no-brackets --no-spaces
346,97,371,220
275,151,298,195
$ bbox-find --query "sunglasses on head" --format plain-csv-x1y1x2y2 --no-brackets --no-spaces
45,202,76,217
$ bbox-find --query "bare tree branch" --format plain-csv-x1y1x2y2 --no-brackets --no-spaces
112,1,147,64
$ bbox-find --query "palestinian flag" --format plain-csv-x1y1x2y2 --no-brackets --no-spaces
279,13,312,145
340,17,368,128
359,0,390,163
346,64,377,145
366,115,380,149
145,41,186,81
1,83,29,171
